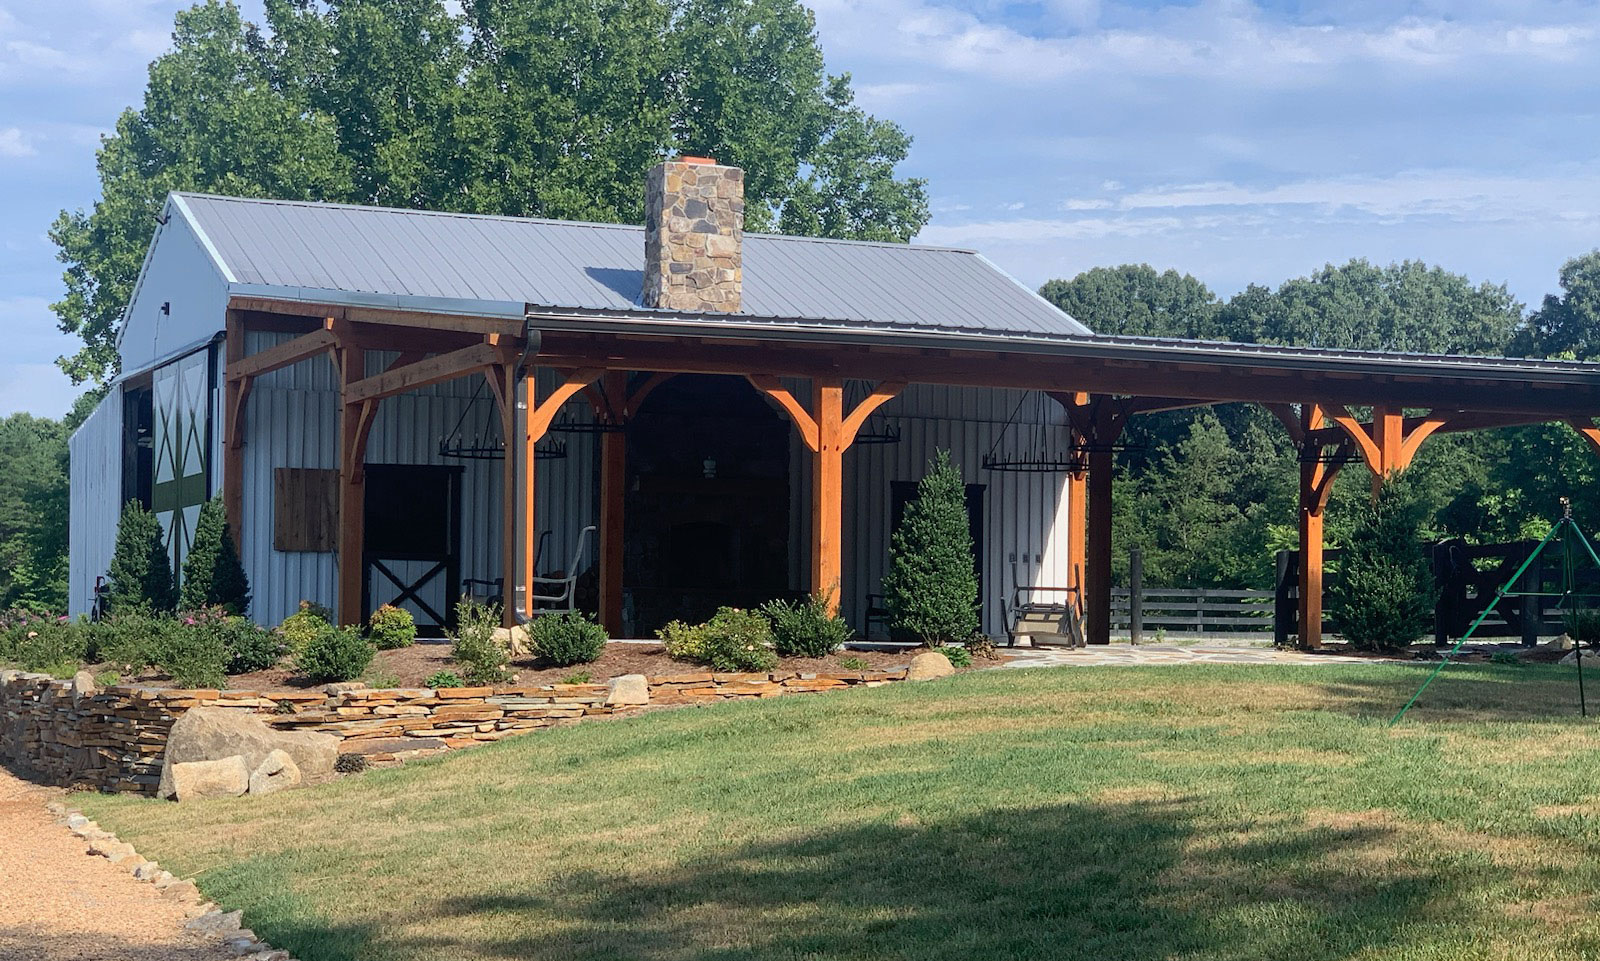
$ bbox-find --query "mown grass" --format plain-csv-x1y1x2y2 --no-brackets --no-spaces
76,662,1600,961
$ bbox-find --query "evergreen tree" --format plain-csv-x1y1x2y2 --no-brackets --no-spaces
1327,474,1437,651
107,501,177,615
883,450,979,645
180,497,251,615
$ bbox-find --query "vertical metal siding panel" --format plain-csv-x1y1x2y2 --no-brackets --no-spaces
68,390,124,617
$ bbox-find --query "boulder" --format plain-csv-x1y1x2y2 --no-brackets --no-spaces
494,625,531,657
158,707,338,799
247,749,302,796
606,674,650,706
1539,634,1577,653
167,757,249,801
70,670,97,702
1560,648,1600,666
907,651,956,681
322,681,366,695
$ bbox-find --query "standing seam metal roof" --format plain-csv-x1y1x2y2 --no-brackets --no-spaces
173,192,1091,337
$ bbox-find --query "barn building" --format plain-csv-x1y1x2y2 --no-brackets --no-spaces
67,158,1600,645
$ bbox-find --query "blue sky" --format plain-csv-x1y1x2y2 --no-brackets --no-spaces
2,0,1598,419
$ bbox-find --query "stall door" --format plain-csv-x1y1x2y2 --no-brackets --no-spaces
363,465,461,635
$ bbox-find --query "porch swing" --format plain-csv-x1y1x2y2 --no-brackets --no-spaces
984,390,1088,648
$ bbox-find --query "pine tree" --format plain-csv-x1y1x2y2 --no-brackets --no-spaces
1328,473,1438,650
180,497,251,615
883,450,979,645
107,500,176,615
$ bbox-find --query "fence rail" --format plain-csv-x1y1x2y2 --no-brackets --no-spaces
1111,587,1275,633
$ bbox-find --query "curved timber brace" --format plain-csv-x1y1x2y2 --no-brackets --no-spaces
520,368,604,624
749,376,904,614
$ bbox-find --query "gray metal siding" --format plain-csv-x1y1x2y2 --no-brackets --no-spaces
177,193,1088,337
237,336,597,626
68,390,124,618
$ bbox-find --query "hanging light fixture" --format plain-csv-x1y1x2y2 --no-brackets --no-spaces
845,379,901,445
981,390,1085,473
438,379,568,461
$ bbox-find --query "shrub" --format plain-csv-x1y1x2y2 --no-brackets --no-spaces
760,592,853,658
528,611,607,666
86,613,166,673
1490,650,1522,666
297,624,375,683
335,753,368,774
424,669,464,689
367,604,417,650
279,601,332,655
838,655,870,671
658,619,710,661
219,618,284,675
153,612,229,688
701,607,778,673
1565,609,1600,645
450,599,509,684
107,501,177,615
13,616,86,674
179,497,251,615
934,644,972,668
1328,475,1437,651
561,670,592,684
882,450,979,645
362,667,402,689
94,669,121,687
1,609,55,661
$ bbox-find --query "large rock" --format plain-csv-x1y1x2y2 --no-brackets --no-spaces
167,756,249,801
70,670,97,702
606,674,649,706
158,707,338,799
907,651,956,681
248,749,302,796
494,625,531,657
1560,648,1600,666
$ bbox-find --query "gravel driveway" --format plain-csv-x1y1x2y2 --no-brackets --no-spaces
0,768,230,961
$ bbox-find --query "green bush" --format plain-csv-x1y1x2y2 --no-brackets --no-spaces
1328,475,1438,651
279,601,332,655
450,599,509,684
85,613,166,673
12,616,86,674
658,619,710,661
219,618,284,675
179,497,251,615
107,501,177,615
1565,609,1600,644
528,611,607,666
367,604,417,650
1,609,56,662
561,670,592,684
882,450,979,645
701,607,778,673
424,669,464,689
838,655,870,671
297,624,375,683
934,644,972,667
760,592,852,658
153,612,229,688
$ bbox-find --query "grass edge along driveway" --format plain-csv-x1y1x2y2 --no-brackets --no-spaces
77,662,1600,961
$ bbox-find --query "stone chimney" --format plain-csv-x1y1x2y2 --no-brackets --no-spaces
642,156,743,312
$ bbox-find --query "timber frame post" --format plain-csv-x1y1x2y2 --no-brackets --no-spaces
585,372,674,636
520,368,603,623
1268,403,1348,649
335,332,374,626
1051,392,1132,646
749,376,903,614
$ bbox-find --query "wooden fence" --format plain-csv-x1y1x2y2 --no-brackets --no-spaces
1111,587,1275,637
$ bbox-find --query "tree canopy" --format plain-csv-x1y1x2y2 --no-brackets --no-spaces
51,0,929,384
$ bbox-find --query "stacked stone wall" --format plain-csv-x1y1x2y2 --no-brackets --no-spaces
1,667,909,795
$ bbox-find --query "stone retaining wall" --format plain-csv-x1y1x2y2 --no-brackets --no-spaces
0,667,909,795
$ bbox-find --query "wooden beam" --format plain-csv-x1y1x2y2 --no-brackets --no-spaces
624,372,675,419
840,382,905,445
1569,419,1600,458
1293,403,1347,649
231,296,524,339
812,380,845,610
345,343,503,405
225,328,338,382
596,372,629,636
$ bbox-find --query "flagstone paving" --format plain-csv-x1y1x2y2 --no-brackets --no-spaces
997,641,1398,670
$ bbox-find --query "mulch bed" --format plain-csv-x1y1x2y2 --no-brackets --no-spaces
99,642,921,691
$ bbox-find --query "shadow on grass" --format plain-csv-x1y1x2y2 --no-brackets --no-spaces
276,798,1482,961
1303,662,1596,724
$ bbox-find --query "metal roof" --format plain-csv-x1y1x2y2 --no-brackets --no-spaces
172,192,1090,337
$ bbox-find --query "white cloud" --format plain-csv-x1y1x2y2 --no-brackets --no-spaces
0,126,34,157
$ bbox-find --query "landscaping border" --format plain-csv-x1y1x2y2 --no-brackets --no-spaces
1,668,910,795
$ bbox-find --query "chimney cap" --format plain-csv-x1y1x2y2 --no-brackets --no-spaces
678,155,717,165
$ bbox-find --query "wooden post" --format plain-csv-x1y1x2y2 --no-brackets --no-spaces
1086,445,1114,645
597,371,629,636
520,369,602,621
336,339,372,627
1067,468,1087,610
1298,486,1325,649
497,362,518,627
812,379,845,607
222,310,246,550
1128,548,1143,645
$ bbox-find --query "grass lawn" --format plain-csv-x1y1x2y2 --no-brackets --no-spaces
76,662,1600,961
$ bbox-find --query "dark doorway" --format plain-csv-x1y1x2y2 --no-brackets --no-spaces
624,375,792,634
890,481,986,625
364,464,462,636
